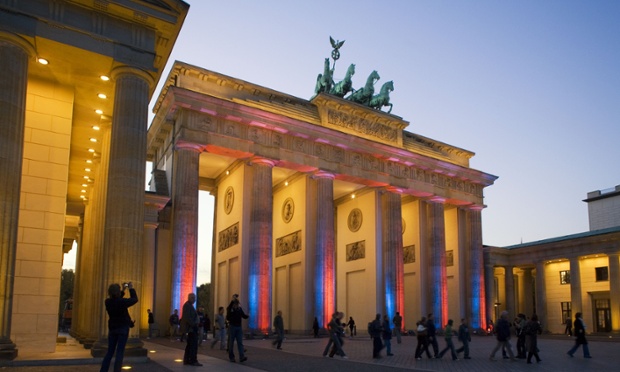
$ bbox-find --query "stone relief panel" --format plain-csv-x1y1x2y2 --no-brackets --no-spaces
327,109,398,143
403,244,415,264
218,222,239,252
281,197,294,223
346,240,365,261
224,186,234,215
275,230,302,257
347,208,363,232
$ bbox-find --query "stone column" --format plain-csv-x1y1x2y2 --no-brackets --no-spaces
465,206,486,330
309,171,335,329
0,33,34,360
426,198,447,328
245,157,274,333
608,253,620,331
483,251,496,326
521,268,534,317
92,66,153,357
141,220,158,334
76,121,111,349
169,143,201,315
504,265,515,317
535,261,548,330
569,257,582,313
380,187,404,324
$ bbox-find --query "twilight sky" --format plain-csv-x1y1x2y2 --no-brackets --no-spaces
61,1,620,283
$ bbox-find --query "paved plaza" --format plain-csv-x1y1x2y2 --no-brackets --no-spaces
4,332,618,372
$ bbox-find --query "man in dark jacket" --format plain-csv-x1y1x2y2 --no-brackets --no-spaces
181,293,202,366
370,314,383,359
567,312,592,358
272,310,284,349
489,311,515,361
227,299,249,362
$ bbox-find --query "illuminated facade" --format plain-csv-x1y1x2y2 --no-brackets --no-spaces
0,0,188,359
147,61,497,334
485,185,620,333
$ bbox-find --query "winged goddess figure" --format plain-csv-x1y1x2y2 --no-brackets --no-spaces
330,36,345,61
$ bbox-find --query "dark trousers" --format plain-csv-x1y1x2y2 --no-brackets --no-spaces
272,330,283,348
517,334,526,357
100,328,129,372
438,337,457,360
456,339,470,357
372,336,383,357
428,335,439,356
183,331,198,364
415,336,432,358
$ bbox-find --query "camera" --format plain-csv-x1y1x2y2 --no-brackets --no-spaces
123,282,129,288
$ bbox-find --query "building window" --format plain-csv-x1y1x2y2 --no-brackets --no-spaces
446,250,454,266
561,302,572,323
559,270,571,285
595,266,609,281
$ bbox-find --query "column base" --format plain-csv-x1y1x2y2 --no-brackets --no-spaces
91,337,147,358
0,340,18,360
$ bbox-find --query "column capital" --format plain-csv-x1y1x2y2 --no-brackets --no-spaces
0,31,36,58
426,195,446,204
311,170,335,180
384,186,404,194
175,142,202,153
110,65,155,88
465,203,485,211
248,156,276,167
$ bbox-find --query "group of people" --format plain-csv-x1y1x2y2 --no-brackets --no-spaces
99,282,594,371
414,313,471,361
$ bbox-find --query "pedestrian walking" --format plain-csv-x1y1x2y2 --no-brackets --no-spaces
414,317,432,360
227,297,249,363
196,307,205,346
525,314,542,363
369,314,383,359
392,312,403,344
515,313,527,359
567,312,591,358
564,317,572,336
313,317,320,337
382,314,393,356
272,310,284,350
426,313,439,358
489,310,516,361
346,317,356,337
322,312,347,358
437,319,458,360
456,318,471,359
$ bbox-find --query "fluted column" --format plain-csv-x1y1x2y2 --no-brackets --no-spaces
141,221,158,334
246,157,274,332
569,257,582,314
426,199,447,328
465,206,487,330
169,143,201,315
92,66,153,357
521,268,534,317
504,265,515,317
535,261,547,330
381,188,404,325
309,171,335,329
608,253,620,331
0,33,34,360
483,250,496,324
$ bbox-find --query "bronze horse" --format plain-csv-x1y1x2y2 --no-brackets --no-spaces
330,63,355,98
314,58,334,95
369,80,394,113
347,70,380,106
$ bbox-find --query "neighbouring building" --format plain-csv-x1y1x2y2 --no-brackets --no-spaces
485,185,620,334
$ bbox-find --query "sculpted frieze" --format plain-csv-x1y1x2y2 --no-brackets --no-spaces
327,109,398,143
